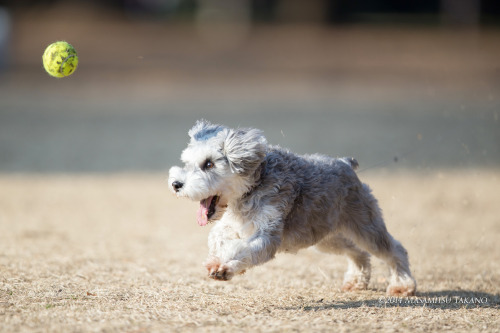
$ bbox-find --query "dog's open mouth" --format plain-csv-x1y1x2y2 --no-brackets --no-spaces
197,195,220,226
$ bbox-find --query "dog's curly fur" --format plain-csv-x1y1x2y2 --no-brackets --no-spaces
168,120,416,296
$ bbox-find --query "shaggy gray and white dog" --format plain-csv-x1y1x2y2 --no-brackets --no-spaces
168,120,416,296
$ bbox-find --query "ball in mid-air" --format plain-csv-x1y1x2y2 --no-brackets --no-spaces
42,41,79,78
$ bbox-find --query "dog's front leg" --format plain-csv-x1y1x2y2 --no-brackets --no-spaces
203,218,242,280
205,217,282,281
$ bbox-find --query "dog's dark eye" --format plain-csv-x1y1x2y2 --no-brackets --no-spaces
203,160,215,170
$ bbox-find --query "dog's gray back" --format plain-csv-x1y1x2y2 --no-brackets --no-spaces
236,145,363,252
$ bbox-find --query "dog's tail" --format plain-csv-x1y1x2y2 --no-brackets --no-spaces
341,157,359,171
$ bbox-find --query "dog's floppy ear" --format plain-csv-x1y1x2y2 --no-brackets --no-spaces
223,127,267,175
188,119,226,143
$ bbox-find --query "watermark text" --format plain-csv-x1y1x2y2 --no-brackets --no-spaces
378,296,489,305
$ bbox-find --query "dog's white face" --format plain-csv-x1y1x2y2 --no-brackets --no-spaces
168,120,267,226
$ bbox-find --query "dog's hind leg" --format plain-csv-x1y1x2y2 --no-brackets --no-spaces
316,234,371,291
352,230,416,296
342,184,417,296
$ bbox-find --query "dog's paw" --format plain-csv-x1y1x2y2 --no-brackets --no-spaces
204,257,234,281
341,280,368,292
386,284,416,296
386,275,417,296
204,257,222,276
342,275,369,292
204,258,245,281
210,263,235,281
342,270,370,292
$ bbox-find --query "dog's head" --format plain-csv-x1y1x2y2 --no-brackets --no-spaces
168,120,267,226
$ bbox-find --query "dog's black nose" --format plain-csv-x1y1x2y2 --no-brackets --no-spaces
172,181,184,192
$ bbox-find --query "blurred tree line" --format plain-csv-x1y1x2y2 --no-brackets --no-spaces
0,0,499,25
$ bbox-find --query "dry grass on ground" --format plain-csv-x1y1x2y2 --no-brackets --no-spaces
0,171,499,332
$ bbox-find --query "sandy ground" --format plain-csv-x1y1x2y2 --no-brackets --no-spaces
0,171,499,332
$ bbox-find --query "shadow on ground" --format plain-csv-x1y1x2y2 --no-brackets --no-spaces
281,291,500,311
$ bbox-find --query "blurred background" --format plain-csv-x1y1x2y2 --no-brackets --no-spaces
0,0,499,173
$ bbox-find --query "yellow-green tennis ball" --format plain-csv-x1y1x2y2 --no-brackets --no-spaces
42,41,78,78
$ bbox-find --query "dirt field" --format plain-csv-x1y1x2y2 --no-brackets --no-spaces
0,171,498,332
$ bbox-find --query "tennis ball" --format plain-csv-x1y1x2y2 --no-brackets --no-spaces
42,41,78,78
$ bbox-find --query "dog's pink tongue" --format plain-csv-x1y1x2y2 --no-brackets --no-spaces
197,197,212,226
